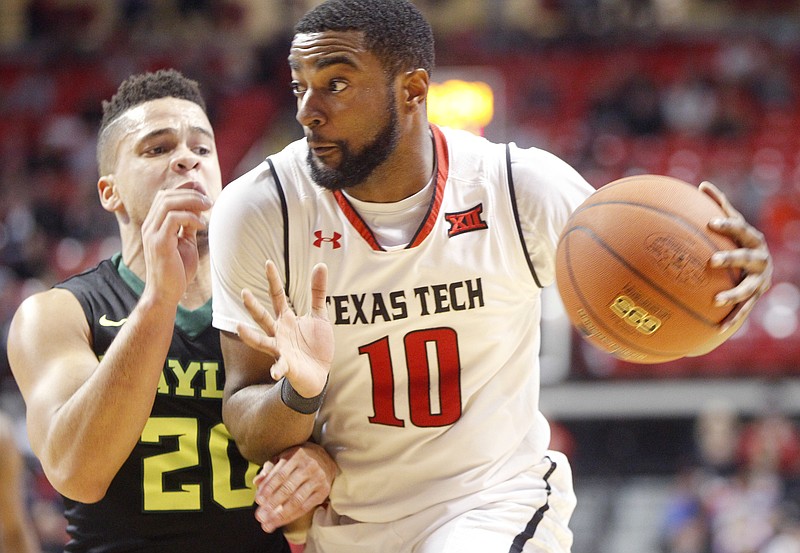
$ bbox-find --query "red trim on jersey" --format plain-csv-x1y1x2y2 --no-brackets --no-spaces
333,124,450,251
408,125,448,248
333,190,382,250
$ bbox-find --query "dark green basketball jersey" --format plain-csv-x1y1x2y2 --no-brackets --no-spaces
54,254,289,553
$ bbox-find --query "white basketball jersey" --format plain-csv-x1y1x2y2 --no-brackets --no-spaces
210,126,593,523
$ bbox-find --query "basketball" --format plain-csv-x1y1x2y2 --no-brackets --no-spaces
555,174,741,364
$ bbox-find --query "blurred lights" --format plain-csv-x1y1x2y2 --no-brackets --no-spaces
55,237,85,274
428,78,494,136
761,281,800,339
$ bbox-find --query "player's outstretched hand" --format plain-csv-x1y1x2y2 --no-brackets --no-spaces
237,260,333,398
252,442,336,534
700,181,773,331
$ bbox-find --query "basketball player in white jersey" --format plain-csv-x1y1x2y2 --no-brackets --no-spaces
208,1,773,551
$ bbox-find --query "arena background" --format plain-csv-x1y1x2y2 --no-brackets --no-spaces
1,1,799,551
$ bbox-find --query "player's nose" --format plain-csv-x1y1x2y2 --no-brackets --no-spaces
296,90,326,129
171,145,201,172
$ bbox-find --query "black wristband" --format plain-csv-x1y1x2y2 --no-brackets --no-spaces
280,377,327,414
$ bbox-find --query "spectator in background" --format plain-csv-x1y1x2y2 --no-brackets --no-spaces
589,72,666,137
695,400,741,479
762,501,800,553
661,405,800,553
701,414,790,553
660,468,711,553
662,70,719,136
659,400,740,553
704,464,781,553
738,413,800,478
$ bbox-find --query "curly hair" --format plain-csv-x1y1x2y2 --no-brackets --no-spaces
294,0,435,77
97,69,206,173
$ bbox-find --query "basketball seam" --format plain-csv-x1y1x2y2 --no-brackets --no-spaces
562,230,684,360
564,225,726,326
563,237,681,360
570,200,739,285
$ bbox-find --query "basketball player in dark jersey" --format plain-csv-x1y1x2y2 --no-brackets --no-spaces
7,69,335,552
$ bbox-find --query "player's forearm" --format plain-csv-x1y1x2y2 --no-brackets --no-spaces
40,295,177,502
223,385,316,465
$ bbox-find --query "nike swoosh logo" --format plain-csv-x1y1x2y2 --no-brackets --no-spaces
99,314,128,327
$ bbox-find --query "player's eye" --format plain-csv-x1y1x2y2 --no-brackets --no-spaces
145,145,168,156
291,81,307,96
329,80,347,93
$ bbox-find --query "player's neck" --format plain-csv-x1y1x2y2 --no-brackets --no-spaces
120,239,212,310
180,253,212,310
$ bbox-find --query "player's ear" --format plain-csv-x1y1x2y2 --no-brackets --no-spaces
98,175,121,212
402,68,429,112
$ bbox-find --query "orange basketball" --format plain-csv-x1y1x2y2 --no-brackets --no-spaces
555,174,741,364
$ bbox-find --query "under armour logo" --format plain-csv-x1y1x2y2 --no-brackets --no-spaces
313,230,342,249
445,204,488,238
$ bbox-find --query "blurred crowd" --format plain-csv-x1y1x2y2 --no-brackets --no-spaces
1,0,800,550
660,402,800,553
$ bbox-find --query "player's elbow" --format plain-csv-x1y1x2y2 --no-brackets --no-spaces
54,478,110,504
67,481,110,504
43,460,112,504
233,438,268,466
222,398,266,464
224,419,271,465
223,413,282,465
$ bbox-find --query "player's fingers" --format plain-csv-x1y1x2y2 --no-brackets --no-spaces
715,271,770,307
699,181,742,219
149,189,213,213
177,222,199,241
253,459,276,488
254,462,273,481
254,442,334,532
255,479,317,533
163,189,213,210
254,460,300,532
241,288,276,335
711,247,772,275
719,294,758,333
709,217,768,251
143,190,212,229
265,260,289,315
258,478,299,514
255,502,285,533
270,357,289,381
293,477,330,509
236,322,278,357
310,263,329,318
144,208,206,239
255,458,289,502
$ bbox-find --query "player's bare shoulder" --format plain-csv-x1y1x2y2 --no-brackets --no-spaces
11,287,88,338
8,288,91,379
